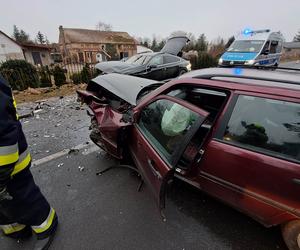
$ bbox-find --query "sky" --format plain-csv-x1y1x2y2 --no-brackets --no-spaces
0,0,299,43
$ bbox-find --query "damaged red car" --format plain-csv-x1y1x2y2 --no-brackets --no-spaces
77,68,300,250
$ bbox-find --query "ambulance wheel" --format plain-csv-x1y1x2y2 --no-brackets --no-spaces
282,220,300,250
179,69,187,76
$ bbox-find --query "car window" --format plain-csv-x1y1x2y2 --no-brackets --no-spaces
149,55,163,66
270,40,278,54
138,99,200,163
223,95,300,162
164,55,180,64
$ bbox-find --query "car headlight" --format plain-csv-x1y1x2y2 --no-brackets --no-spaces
218,58,223,65
245,60,255,65
187,62,192,71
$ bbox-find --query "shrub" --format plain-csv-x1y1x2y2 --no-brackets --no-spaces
81,65,90,84
38,66,52,87
70,72,81,85
52,65,66,87
0,59,40,90
194,52,218,69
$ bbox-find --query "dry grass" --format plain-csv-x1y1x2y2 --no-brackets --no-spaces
14,83,87,103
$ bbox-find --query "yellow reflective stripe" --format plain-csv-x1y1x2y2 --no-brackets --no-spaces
13,96,19,120
32,208,56,234
12,151,31,176
0,151,19,166
1,223,26,235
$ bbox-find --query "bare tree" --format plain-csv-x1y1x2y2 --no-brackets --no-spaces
95,21,113,31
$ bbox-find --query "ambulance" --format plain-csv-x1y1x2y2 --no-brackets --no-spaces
218,29,284,67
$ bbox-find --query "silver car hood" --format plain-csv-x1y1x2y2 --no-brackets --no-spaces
91,73,159,106
160,36,190,55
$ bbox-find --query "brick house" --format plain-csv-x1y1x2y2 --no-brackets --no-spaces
58,26,137,64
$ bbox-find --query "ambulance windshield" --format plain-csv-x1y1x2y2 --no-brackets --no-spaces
227,40,264,53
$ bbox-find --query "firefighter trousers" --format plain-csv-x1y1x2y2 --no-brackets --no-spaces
0,167,57,239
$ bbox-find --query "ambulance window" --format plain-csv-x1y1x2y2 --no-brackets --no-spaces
270,41,278,53
276,41,282,53
262,41,270,53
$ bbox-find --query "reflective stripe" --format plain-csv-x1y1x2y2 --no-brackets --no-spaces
0,150,19,166
12,149,31,176
0,143,18,156
32,208,56,234
13,96,19,120
0,223,26,235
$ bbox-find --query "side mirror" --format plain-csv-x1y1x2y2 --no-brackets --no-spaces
263,49,269,55
148,64,157,69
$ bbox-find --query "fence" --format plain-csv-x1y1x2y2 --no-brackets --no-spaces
0,61,100,90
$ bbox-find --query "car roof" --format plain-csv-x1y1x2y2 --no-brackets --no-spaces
174,67,300,99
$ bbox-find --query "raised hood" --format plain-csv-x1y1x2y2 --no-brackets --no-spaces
91,73,159,106
160,36,190,55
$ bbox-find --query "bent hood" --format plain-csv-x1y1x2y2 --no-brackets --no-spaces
91,73,159,106
221,52,257,61
160,36,190,55
95,61,145,74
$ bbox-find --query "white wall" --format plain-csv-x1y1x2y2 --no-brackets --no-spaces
0,33,24,63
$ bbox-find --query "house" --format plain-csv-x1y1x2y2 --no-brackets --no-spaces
21,43,52,66
0,30,25,62
58,26,137,64
282,42,300,60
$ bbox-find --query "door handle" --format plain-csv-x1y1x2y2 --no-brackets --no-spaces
292,179,300,185
148,159,162,180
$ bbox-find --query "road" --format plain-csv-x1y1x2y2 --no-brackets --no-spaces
2,67,298,249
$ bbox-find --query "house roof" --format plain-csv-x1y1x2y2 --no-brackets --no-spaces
0,30,21,47
20,43,51,51
59,27,136,45
283,42,300,49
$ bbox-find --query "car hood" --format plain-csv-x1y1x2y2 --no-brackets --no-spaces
221,52,257,61
160,36,190,55
91,73,159,106
95,61,146,74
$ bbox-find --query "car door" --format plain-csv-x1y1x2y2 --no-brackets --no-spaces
198,93,300,225
129,95,209,218
144,55,166,80
163,55,180,79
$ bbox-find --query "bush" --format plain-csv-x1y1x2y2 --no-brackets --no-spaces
81,65,90,84
190,52,218,70
38,66,52,88
52,65,66,87
70,72,81,85
0,60,40,90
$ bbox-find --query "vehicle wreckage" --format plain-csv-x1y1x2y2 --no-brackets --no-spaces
77,68,300,250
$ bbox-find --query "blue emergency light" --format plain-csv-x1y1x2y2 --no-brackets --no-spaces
243,28,253,35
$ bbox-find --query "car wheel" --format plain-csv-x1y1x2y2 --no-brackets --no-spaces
179,69,187,76
282,220,300,250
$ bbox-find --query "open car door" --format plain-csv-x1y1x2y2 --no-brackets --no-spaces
160,36,190,56
130,95,209,219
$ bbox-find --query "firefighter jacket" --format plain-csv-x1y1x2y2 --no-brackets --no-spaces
0,75,31,189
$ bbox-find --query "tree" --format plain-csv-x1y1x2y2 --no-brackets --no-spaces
36,31,46,44
12,25,30,43
293,30,300,42
95,21,113,31
195,34,208,52
157,40,166,51
151,37,158,51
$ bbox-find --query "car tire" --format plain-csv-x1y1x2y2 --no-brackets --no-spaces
179,69,187,76
282,220,300,250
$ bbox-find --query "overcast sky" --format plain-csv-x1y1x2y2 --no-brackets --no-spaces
0,0,299,43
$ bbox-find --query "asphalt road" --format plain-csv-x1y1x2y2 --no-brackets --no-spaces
2,67,298,250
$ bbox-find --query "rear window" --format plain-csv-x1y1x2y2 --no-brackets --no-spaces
223,95,300,162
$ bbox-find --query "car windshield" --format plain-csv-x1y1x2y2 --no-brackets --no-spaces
125,54,152,65
227,40,264,53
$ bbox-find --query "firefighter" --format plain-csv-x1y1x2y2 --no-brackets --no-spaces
0,75,58,250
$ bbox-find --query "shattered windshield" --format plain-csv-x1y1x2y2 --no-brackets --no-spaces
227,40,264,53
125,54,152,65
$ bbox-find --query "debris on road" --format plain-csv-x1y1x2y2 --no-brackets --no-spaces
78,166,85,171
68,148,80,155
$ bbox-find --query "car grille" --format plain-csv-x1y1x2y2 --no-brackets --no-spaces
222,60,246,66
